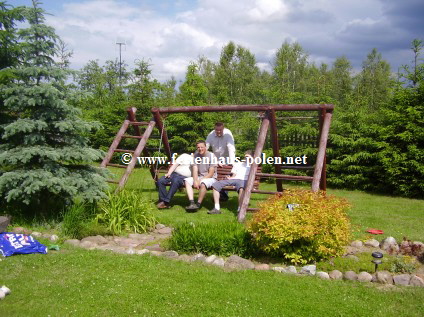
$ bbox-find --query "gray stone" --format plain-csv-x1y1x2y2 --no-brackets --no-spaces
286,266,297,274
376,271,394,284
191,253,206,262
272,267,286,273
316,272,330,280
114,238,140,248
224,255,255,270
81,235,108,245
156,227,172,235
0,216,10,233
350,240,363,248
64,239,80,247
329,270,343,280
155,223,166,230
393,274,411,286
178,254,192,262
126,247,135,255
380,237,398,251
135,249,150,255
150,251,163,256
128,233,146,240
345,254,359,261
49,234,59,242
300,265,316,275
409,275,424,287
254,263,270,271
364,239,380,248
144,244,165,252
31,232,42,238
212,257,225,267
97,245,127,254
205,255,217,264
162,250,179,258
344,271,358,281
13,227,24,234
357,272,373,283
79,240,97,249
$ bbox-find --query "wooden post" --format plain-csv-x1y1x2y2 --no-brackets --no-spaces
238,111,270,222
312,110,332,192
100,120,130,167
116,120,156,191
152,110,172,160
269,109,283,192
318,107,327,191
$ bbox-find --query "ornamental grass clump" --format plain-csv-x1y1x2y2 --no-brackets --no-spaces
247,189,352,265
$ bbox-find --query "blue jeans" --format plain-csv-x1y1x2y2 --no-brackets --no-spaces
157,172,186,203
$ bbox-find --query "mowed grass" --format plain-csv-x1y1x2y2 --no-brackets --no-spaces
117,167,424,242
1,248,424,317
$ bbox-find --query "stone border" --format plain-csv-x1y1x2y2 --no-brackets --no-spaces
5,226,424,288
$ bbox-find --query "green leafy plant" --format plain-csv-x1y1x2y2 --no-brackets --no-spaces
389,255,419,274
166,221,253,257
248,189,352,265
96,190,156,235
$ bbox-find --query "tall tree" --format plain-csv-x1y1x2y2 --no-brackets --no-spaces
0,1,107,214
330,56,353,107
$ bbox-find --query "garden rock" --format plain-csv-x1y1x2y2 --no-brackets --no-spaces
286,266,297,274
316,272,330,280
272,267,285,273
393,274,411,286
114,237,140,248
162,251,179,258
345,254,359,261
255,264,270,271
205,255,217,264
81,235,108,245
409,275,424,287
225,255,255,270
49,234,59,242
64,239,80,247
155,224,166,230
155,227,172,235
80,240,97,250
376,271,394,284
178,254,192,262
364,239,380,248
136,249,150,255
357,272,373,283
191,253,206,262
212,257,225,267
150,251,163,256
350,240,363,248
97,245,127,254
0,216,10,233
300,265,316,275
12,227,24,234
127,248,135,255
380,237,398,251
31,232,42,237
144,244,164,252
329,270,343,280
344,271,358,281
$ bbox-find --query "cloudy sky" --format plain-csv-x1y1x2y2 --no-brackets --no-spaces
12,0,424,82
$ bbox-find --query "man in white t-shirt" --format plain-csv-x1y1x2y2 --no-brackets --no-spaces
208,150,252,214
156,153,192,209
206,122,236,202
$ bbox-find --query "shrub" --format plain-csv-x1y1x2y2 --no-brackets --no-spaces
96,191,156,235
247,189,352,265
166,222,253,257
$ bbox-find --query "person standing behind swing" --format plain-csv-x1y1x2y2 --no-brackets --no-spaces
206,122,236,201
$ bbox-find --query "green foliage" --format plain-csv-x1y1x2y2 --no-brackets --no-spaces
248,189,352,265
96,191,157,235
389,256,419,274
166,221,253,257
61,199,108,239
0,1,108,215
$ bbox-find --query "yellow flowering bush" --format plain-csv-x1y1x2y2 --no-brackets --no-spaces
247,190,352,265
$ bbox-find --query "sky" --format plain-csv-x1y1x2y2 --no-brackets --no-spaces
11,0,424,82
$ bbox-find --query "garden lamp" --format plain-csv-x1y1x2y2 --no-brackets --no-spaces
371,251,383,272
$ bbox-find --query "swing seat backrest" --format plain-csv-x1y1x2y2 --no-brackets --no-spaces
216,165,262,191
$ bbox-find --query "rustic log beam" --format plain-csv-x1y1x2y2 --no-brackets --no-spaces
312,110,332,192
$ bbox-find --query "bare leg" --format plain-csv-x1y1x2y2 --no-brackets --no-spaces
198,183,207,204
185,181,194,201
213,189,220,206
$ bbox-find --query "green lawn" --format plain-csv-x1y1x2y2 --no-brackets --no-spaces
1,167,423,316
1,248,423,317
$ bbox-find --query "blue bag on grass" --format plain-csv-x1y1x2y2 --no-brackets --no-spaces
0,233,48,257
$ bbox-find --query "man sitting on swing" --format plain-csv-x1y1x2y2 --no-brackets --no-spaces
184,140,218,212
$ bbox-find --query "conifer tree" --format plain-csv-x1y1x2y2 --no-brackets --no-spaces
0,0,108,213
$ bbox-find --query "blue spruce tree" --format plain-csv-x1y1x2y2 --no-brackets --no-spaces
0,0,108,214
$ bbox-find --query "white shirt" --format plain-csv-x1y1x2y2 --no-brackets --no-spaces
174,153,192,177
205,128,236,164
231,161,251,180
